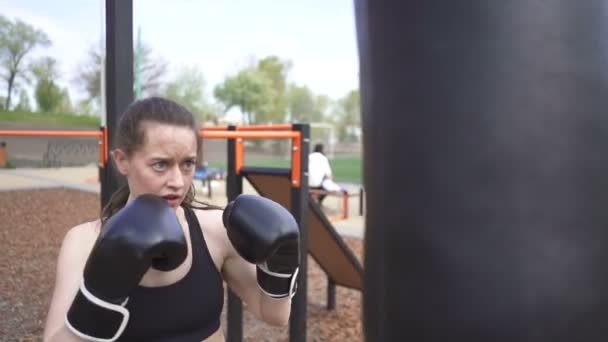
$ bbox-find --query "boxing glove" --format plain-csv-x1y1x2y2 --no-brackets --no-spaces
66,194,187,342
223,194,300,299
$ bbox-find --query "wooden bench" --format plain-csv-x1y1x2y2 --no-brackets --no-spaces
309,187,363,221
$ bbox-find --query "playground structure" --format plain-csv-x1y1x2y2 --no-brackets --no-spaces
6,0,608,340
0,123,363,342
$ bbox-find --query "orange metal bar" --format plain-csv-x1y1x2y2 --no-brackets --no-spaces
0,129,107,167
200,124,292,132
200,130,299,139
98,128,105,168
235,138,244,175
328,214,344,223
200,125,228,131
0,130,103,137
104,127,108,164
237,124,292,131
197,129,302,187
291,136,301,187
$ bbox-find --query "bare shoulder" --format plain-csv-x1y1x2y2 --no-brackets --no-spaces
192,207,225,238
43,220,101,341
59,220,100,262
192,207,232,259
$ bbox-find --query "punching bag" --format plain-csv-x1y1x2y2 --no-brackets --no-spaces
356,1,608,341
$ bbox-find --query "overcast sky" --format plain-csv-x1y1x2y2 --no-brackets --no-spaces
1,0,360,105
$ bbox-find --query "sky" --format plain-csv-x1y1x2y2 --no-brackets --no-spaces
0,0,360,107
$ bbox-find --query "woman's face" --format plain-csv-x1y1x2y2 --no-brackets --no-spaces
114,122,198,208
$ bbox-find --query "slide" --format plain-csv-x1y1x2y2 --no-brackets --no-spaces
241,167,363,290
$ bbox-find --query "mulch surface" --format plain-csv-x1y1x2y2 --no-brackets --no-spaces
0,189,364,342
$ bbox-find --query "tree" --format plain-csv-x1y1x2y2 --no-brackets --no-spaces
31,56,59,80
256,56,291,124
35,79,63,112
32,57,66,112
74,98,95,116
335,89,361,142
164,65,209,120
288,84,316,122
56,87,72,113
74,42,168,103
0,15,51,109
214,68,275,124
13,89,31,112
314,94,332,121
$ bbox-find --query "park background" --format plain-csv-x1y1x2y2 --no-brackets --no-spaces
0,2,366,340
0,0,363,185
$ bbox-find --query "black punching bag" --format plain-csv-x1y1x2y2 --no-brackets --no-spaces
356,1,608,341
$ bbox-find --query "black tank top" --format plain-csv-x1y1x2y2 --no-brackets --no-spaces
119,207,225,341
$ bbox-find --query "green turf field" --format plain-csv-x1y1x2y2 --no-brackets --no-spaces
210,155,362,184
0,110,100,127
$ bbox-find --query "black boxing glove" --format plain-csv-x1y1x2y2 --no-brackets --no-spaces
223,194,300,299
66,194,187,341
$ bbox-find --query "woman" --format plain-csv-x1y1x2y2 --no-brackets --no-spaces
43,97,298,341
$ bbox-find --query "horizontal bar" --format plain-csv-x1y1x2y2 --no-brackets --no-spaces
200,130,300,139
200,125,228,131
0,130,103,138
200,124,293,132
237,124,293,131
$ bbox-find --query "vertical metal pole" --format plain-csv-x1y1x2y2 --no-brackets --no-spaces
226,125,243,342
359,187,364,216
327,277,336,310
101,0,133,208
289,123,309,342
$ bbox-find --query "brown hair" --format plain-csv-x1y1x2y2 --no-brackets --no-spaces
101,96,221,224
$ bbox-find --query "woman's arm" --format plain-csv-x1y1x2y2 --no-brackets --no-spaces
222,245,292,326
43,224,96,342
204,210,292,326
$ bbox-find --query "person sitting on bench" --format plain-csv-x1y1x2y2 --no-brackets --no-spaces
308,143,347,205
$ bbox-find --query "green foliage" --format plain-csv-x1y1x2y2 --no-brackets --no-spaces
314,94,332,121
3,161,16,169
0,15,51,109
256,56,291,123
164,65,214,122
35,79,63,112
0,109,99,127
214,55,295,125
214,68,275,124
13,89,31,112
335,89,361,142
56,87,73,113
32,57,69,112
31,56,59,80
73,99,96,116
288,84,316,122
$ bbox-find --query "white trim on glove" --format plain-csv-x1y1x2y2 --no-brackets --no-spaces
257,263,299,299
64,279,130,342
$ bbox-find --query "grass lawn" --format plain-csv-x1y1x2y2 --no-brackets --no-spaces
0,110,100,128
209,156,362,184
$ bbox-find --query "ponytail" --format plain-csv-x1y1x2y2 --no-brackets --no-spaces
100,185,130,225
